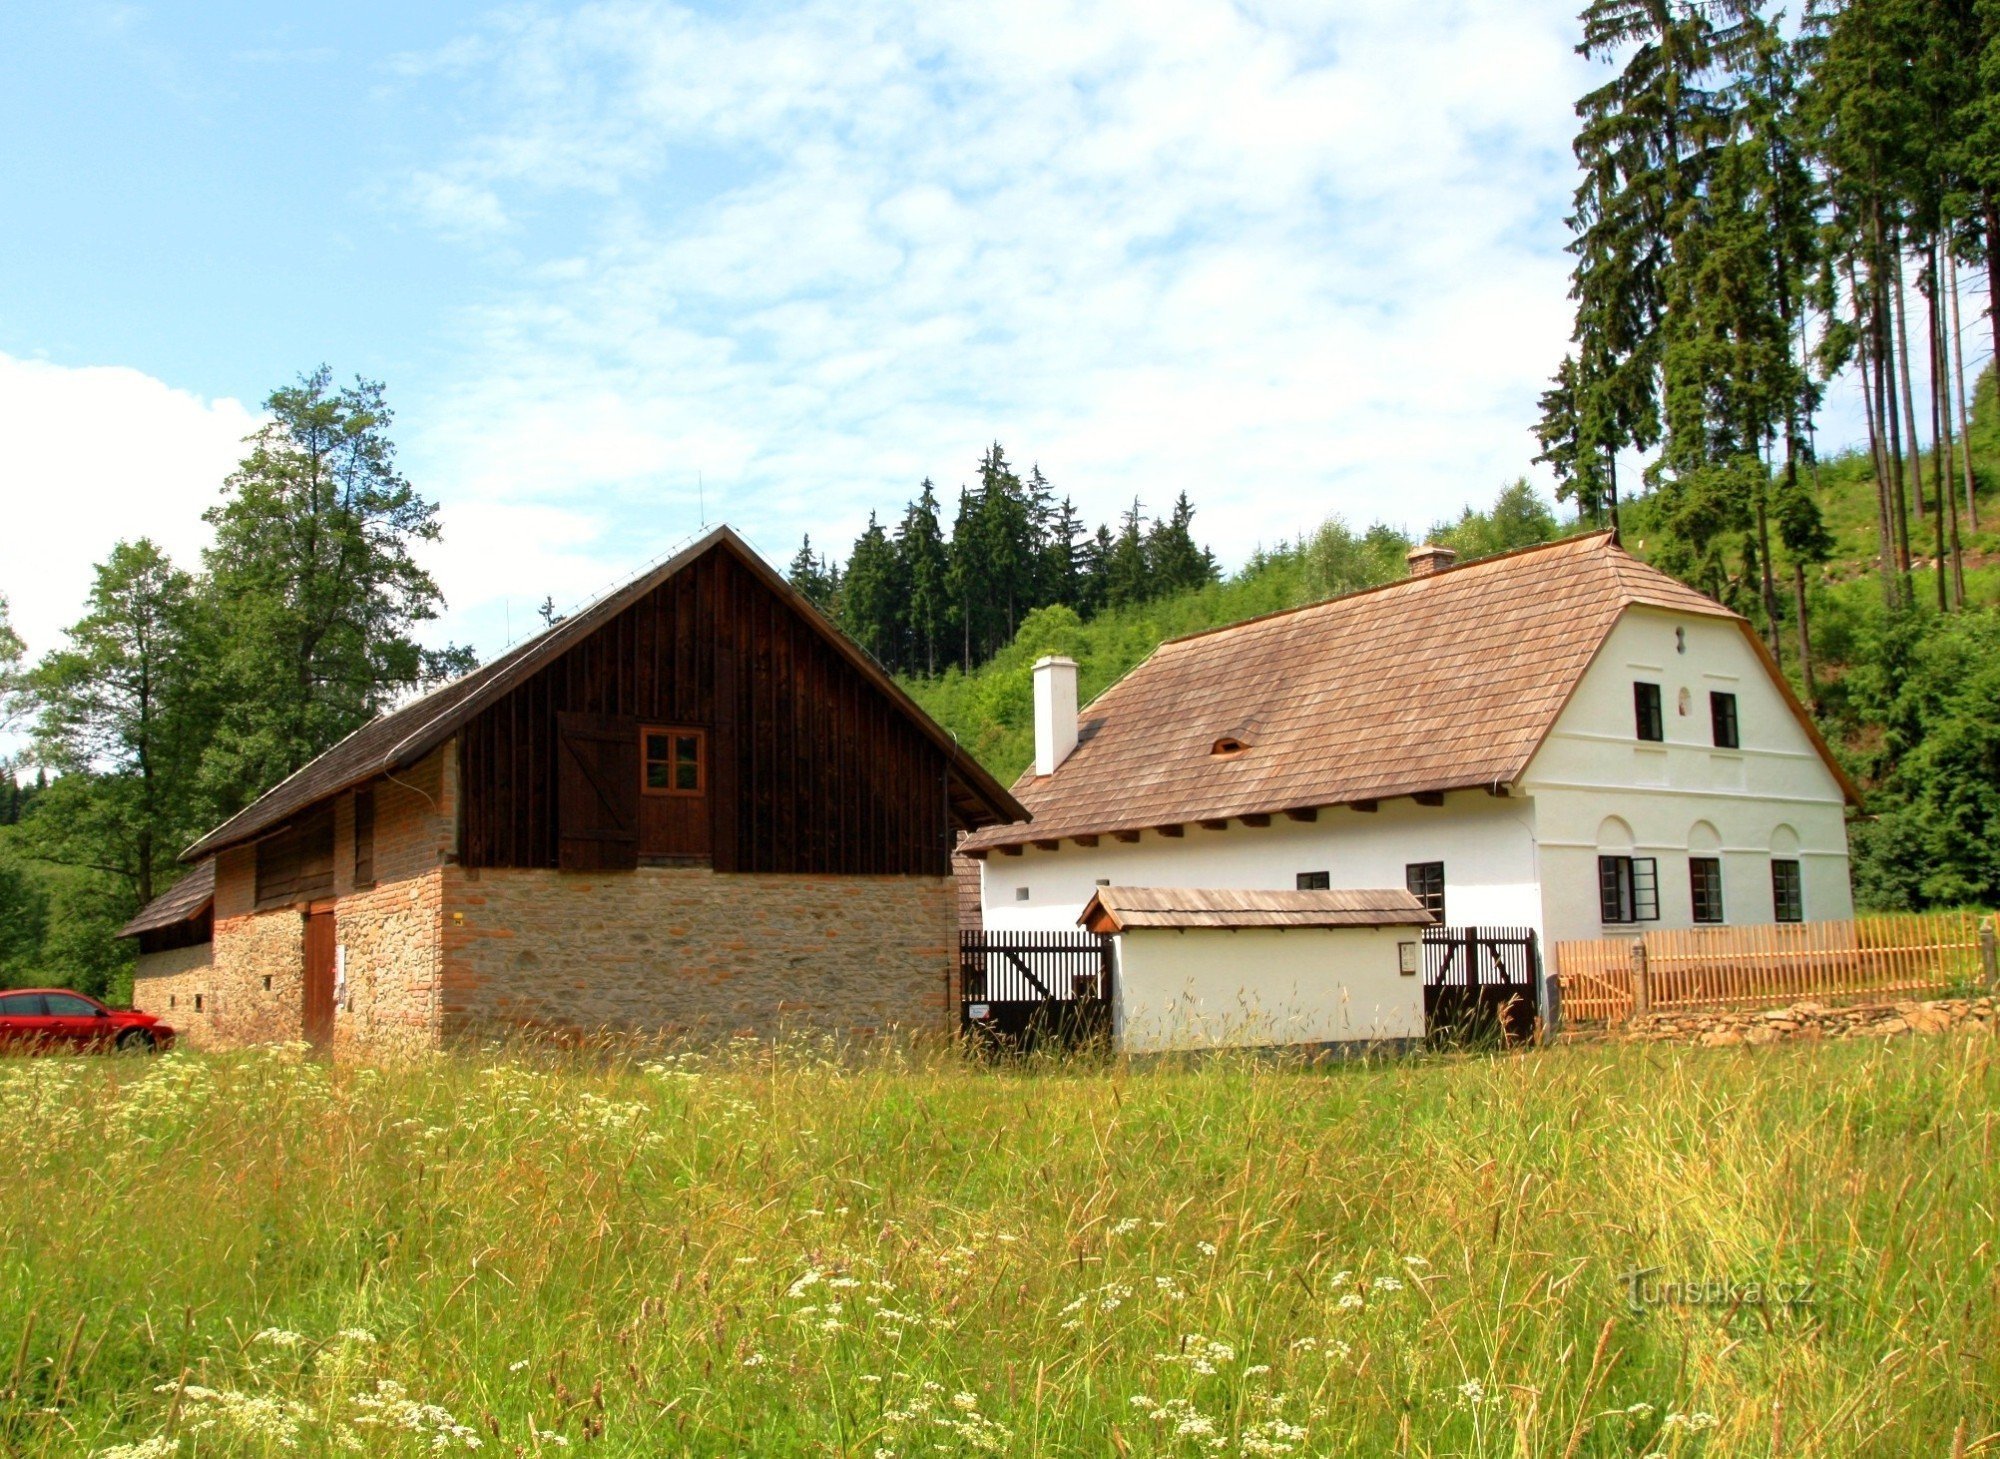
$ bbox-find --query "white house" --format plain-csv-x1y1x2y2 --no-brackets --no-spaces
960,532,1858,959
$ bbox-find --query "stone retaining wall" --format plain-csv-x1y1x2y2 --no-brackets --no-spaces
1615,995,1997,1047
440,865,958,1043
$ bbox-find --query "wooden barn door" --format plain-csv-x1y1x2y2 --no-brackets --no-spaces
557,711,640,871
303,908,336,1051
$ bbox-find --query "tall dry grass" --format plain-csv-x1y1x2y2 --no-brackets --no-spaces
1,1029,1995,1456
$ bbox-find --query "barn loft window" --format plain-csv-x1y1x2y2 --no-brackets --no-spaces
642,727,705,796
1633,682,1664,742
1211,737,1247,757
255,805,335,910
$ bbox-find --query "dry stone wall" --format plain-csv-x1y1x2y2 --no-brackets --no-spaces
1617,995,1996,1046
441,865,958,1043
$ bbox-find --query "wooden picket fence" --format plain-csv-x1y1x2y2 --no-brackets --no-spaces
1554,911,1998,1023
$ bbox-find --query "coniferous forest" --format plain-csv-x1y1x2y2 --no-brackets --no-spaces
5,0,2000,1000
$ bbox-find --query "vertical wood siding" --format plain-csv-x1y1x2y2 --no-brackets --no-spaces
459,550,953,876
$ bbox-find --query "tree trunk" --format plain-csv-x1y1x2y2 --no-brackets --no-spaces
1949,248,1980,531
1607,451,1622,541
1985,192,2000,390
1755,480,1781,662
1875,253,1914,600
1850,260,1899,609
1928,238,1964,608
1892,244,1928,524
1793,560,1816,714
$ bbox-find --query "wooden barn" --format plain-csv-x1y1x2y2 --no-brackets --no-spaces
120,526,1027,1056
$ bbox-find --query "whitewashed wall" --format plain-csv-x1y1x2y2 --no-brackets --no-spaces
981,793,1540,934
1522,607,1853,947
1113,925,1424,1053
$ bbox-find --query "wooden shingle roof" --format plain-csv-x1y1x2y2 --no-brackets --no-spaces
965,531,1854,852
1080,885,1434,932
183,526,1028,861
119,858,215,937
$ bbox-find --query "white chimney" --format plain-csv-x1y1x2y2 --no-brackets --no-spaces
1032,655,1079,777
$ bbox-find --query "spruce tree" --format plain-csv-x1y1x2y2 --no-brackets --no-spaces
896,482,951,677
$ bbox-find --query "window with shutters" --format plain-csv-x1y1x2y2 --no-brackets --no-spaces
1597,855,1659,924
353,786,376,888
556,711,641,871
255,805,335,909
642,727,705,796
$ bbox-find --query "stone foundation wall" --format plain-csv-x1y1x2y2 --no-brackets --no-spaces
331,871,444,1060
130,942,217,1047
440,866,958,1042
1614,995,1997,1046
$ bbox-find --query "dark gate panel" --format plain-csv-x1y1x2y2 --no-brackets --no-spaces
1422,925,1541,1044
959,932,1113,1051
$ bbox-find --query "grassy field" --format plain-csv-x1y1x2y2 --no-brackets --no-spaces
2,1032,1996,1457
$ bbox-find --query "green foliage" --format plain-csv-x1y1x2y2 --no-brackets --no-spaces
1845,605,2000,909
0,846,47,986
24,540,212,908
1429,478,1563,561
907,481,1557,781
0,593,24,731
2,1034,1997,1453
201,367,473,810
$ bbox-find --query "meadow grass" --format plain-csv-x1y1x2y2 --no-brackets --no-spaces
1,1030,1995,1457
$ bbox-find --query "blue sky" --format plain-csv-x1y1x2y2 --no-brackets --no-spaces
1,0,1834,674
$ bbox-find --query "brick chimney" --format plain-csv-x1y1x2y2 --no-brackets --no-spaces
1032,655,1079,776
1406,542,1458,578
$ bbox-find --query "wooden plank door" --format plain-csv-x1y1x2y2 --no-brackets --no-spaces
303,909,336,1052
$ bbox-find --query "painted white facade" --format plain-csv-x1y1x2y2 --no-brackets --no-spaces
1523,608,1854,946
1113,926,1424,1053
981,605,1853,953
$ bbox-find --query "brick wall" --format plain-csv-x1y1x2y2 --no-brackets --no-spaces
440,865,958,1042
132,746,457,1056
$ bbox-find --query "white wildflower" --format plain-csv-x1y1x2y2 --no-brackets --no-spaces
91,1440,179,1459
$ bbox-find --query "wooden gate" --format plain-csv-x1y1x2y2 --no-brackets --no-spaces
959,932,1113,1050
1423,925,1540,1044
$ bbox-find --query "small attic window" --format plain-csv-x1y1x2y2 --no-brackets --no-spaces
1211,737,1248,757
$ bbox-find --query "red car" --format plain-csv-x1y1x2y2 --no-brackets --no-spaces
0,989,176,1053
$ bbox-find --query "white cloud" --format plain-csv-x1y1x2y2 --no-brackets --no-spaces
391,0,1599,586
0,353,257,659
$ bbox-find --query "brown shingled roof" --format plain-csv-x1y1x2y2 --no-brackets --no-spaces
965,531,1856,852
119,859,215,937
183,526,1028,861
1080,885,1434,932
